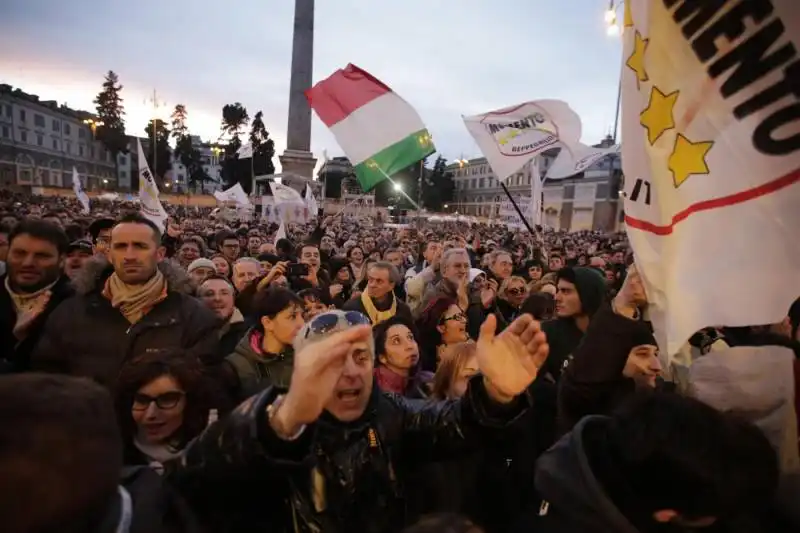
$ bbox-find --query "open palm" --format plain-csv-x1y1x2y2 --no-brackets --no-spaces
476,314,549,398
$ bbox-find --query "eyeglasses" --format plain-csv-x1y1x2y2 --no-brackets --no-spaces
132,391,185,411
440,312,466,324
305,311,371,338
507,288,526,296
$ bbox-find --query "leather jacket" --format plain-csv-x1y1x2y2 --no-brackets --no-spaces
169,376,533,533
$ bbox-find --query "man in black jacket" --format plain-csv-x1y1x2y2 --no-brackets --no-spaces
170,310,550,533
30,213,220,388
0,220,74,373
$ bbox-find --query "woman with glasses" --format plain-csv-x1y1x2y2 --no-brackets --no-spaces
115,353,221,473
494,276,529,331
416,297,470,371
223,287,305,402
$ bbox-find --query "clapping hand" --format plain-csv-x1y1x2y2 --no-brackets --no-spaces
476,314,549,403
270,325,372,437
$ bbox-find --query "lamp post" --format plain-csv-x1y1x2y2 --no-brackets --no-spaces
605,0,624,143
83,118,105,135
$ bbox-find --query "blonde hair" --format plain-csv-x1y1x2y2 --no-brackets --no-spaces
499,276,527,298
432,342,477,400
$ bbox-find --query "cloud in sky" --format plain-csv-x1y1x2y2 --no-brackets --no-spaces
0,0,623,169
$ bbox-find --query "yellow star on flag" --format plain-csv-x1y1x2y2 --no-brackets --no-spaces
626,31,649,88
668,133,714,188
640,87,679,145
624,0,633,27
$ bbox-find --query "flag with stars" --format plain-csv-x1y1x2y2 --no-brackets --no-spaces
621,0,800,356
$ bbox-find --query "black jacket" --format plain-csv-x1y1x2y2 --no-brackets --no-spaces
29,258,221,389
0,273,74,374
121,466,204,533
169,377,533,533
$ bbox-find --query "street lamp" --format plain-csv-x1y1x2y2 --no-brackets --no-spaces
444,203,449,209
83,118,104,135
393,182,402,191
604,0,622,35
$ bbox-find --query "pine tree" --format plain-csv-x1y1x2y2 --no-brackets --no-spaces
248,111,276,189
93,71,128,187
220,103,250,188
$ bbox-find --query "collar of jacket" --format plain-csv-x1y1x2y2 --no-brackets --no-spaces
72,257,193,297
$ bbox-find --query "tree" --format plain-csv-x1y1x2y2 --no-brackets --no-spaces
220,103,250,189
249,111,276,190
422,155,455,211
170,104,207,193
144,119,172,188
93,71,128,187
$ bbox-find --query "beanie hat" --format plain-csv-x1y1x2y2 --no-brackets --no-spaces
187,258,216,273
293,310,373,355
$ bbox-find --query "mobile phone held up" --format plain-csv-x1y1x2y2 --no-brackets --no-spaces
287,263,310,277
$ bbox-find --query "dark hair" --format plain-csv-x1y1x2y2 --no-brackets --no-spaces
347,245,364,259
178,237,202,252
251,287,303,333
276,238,293,255
298,287,332,307
401,514,483,533
520,292,555,321
215,230,237,249
0,374,122,533
115,353,220,460
114,212,162,244
9,219,69,255
604,392,779,521
196,273,234,296
296,242,319,256
63,223,85,242
373,315,419,361
0,222,11,236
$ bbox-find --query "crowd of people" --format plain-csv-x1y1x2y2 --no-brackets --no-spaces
0,189,798,533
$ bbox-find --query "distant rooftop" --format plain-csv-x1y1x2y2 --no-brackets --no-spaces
0,83,99,122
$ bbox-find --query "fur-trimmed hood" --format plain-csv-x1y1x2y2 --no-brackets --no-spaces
72,256,194,296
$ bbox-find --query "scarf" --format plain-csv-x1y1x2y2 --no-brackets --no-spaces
133,438,183,475
4,276,57,316
103,269,167,324
374,366,409,395
361,291,396,325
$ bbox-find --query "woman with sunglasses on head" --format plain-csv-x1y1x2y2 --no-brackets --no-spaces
223,287,305,402
115,352,222,473
493,276,529,332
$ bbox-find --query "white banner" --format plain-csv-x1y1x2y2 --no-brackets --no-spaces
530,158,543,225
463,99,582,182
137,139,168,230
546,142,620,180
71,166,90,214
214,183,251,206
304,184,319,215
621,0,800,355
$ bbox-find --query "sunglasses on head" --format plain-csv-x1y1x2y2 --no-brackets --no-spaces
306,311,371,338
132,391,185,411
508,287,526,296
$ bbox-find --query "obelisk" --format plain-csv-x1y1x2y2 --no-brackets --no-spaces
279,0,317,180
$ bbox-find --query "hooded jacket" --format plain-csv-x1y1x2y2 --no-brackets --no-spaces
223,328,294,403
540,267,608,382
29,257,221,389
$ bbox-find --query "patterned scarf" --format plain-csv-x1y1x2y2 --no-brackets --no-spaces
4,276,57,316
103,269,167,324
361,291,397,325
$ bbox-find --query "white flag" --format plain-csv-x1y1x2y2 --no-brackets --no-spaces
530,159,543,225
214,183,251,206
237,143,253,159
621,0,800,355
463,99,582,182
269,182,304,205
546,142,620,180
304,184,319,216
137,139,169,230
71,166,90,214
269,182,309,223
274,220,286,242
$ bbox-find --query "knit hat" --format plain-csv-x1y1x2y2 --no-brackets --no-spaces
293,310,373,355
187,258,216,273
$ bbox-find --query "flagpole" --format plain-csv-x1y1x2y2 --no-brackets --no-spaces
499,162,537,235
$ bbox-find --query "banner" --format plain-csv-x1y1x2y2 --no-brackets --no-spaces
546,142,620,180
463,99,582,182
266,183,310,224
621,0,800,355
71,166,90,214
214,183,250,206
137,139,168,230
530,158,543,225
304,184,319,216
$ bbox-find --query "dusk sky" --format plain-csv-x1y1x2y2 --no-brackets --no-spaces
1,0,623,170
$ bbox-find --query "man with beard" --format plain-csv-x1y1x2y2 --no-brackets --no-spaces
30,213,220,388
0,220,74,373
64,240,93,281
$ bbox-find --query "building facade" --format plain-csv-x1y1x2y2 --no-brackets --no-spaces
449,137,622,231
0,84,118,191
169,135,223,193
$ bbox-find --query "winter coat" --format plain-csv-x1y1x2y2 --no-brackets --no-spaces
222,328,294,403
168,377,534,533
121,466,205,533
342,293,414,325
0,273,74,374
29,258,221,389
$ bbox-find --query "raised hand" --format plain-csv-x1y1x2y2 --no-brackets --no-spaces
476,314,549,401
271,325,372,436
13,290,52,340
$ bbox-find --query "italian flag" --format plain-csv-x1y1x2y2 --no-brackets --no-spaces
306,64,435,191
